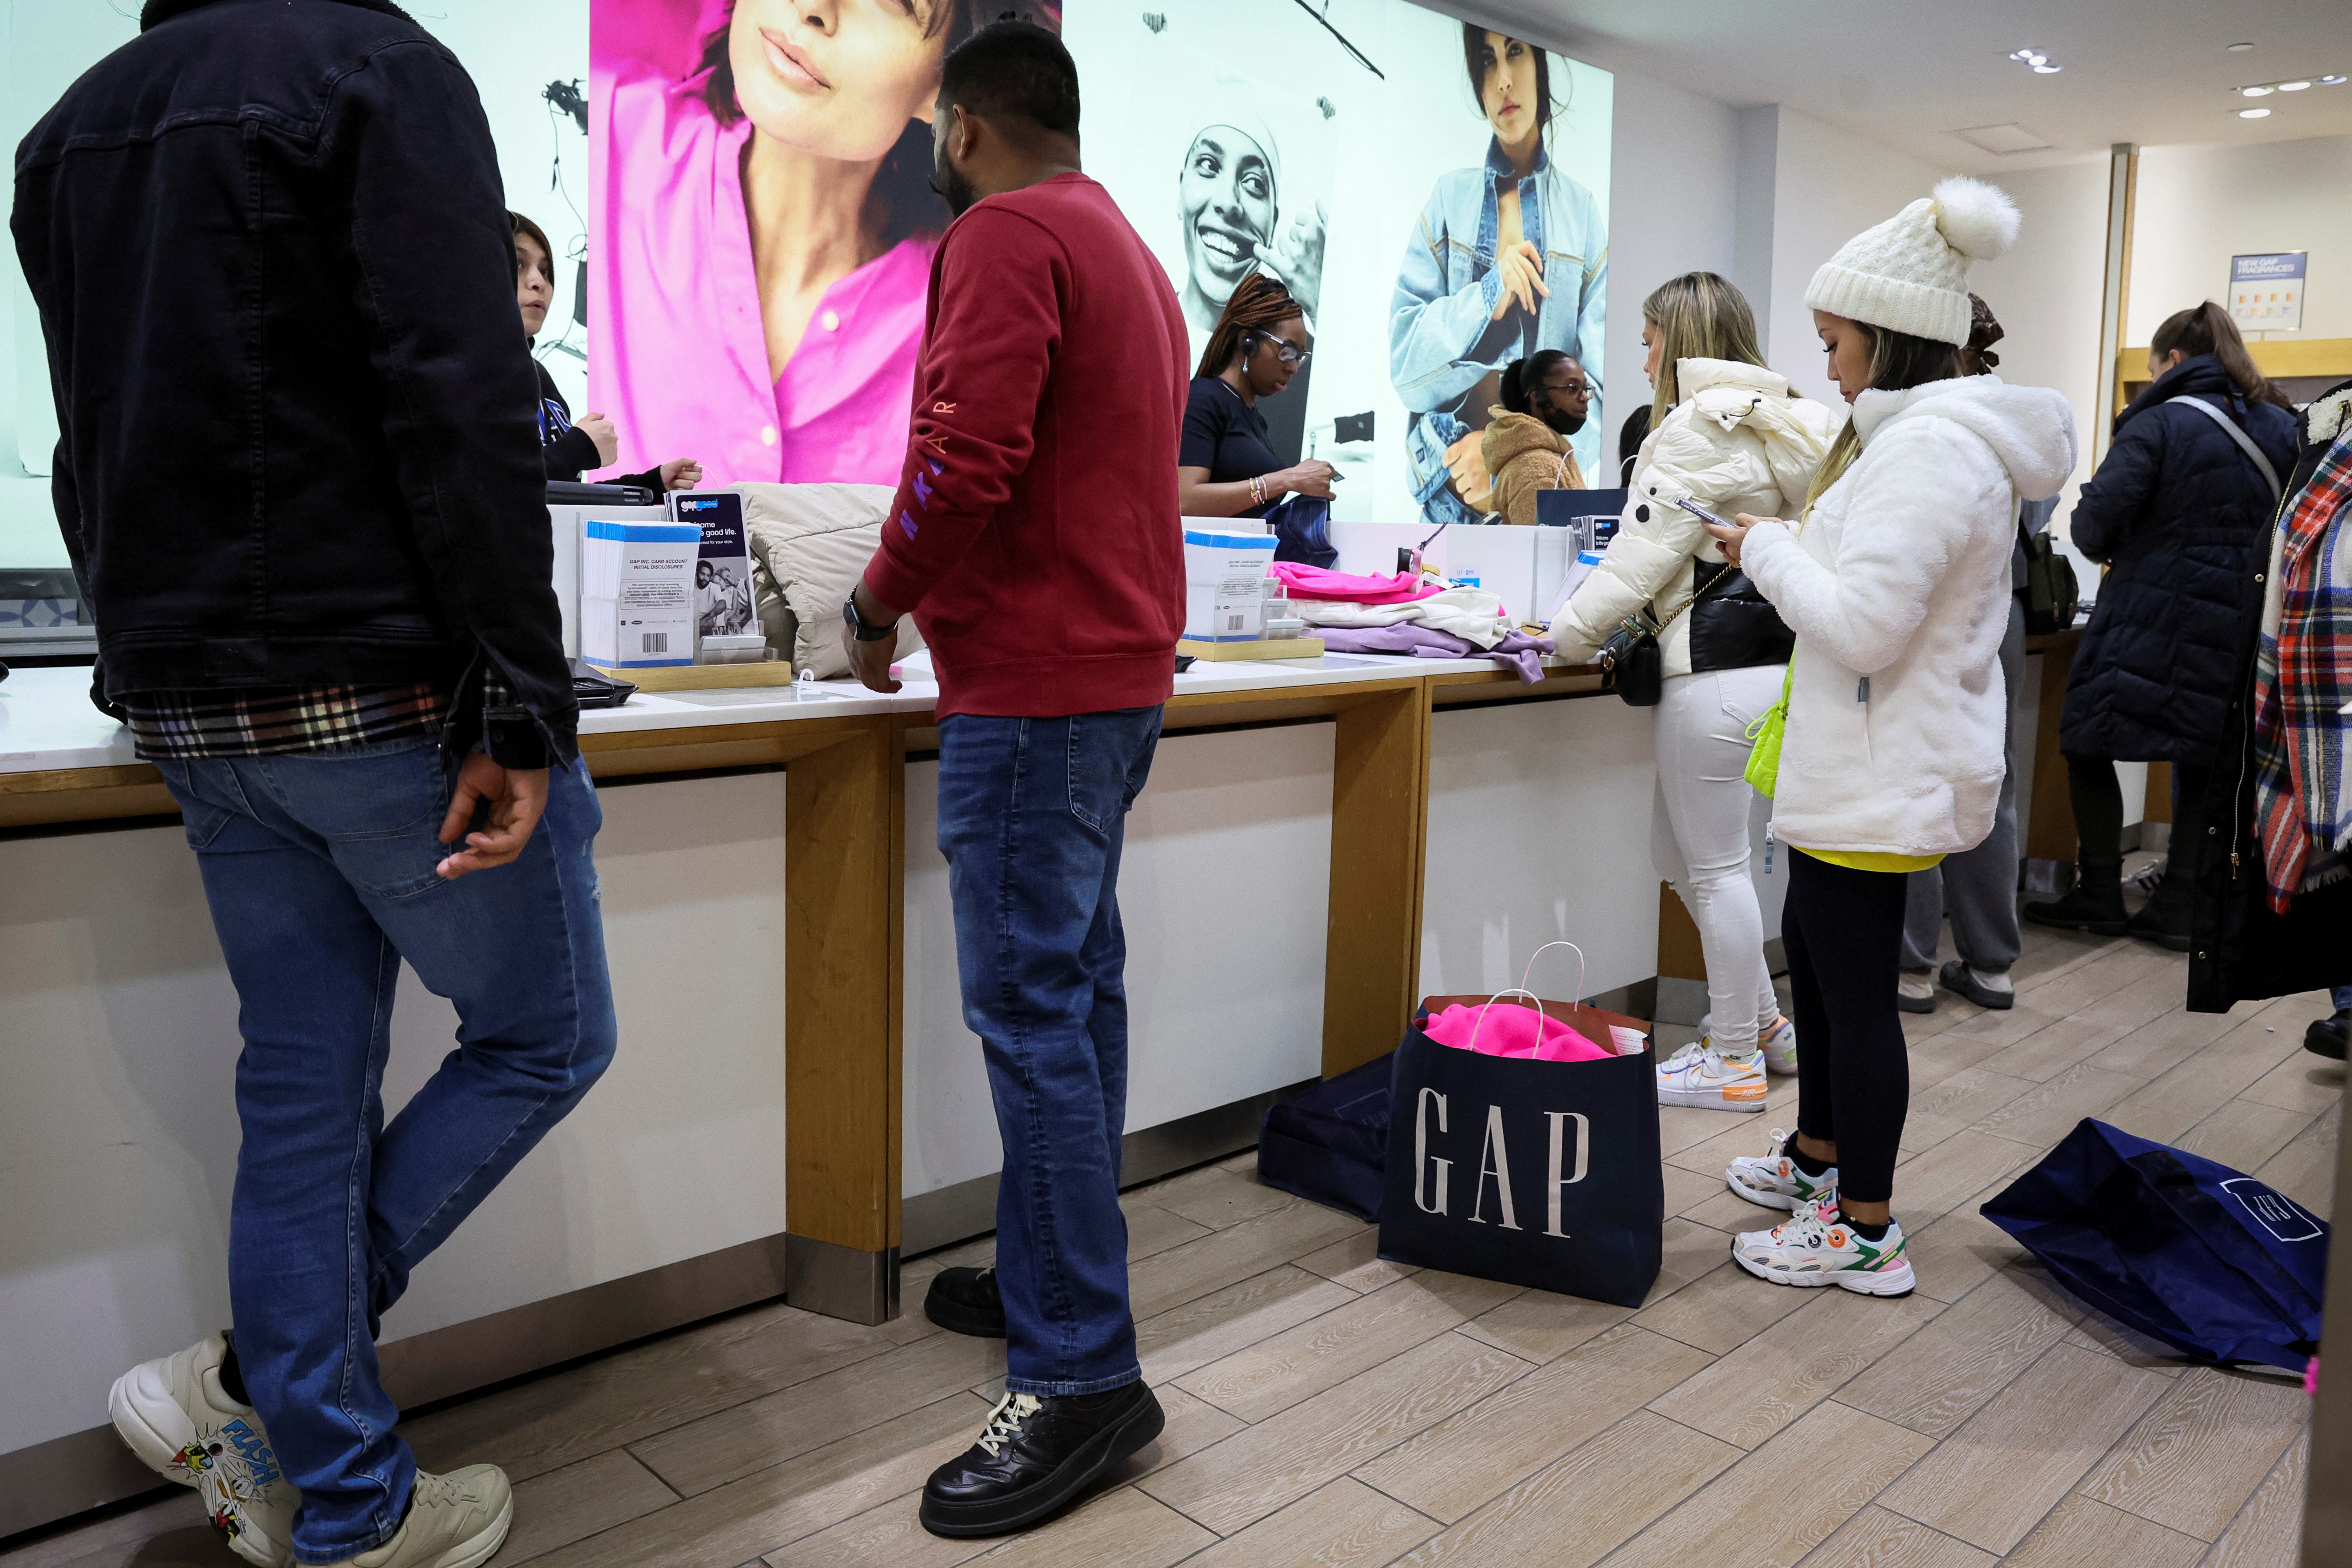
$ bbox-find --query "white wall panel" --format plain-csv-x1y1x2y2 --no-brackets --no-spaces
903,724,1335,1198
0,771,791,1455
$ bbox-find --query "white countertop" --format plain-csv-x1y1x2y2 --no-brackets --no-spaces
0,649,1565,777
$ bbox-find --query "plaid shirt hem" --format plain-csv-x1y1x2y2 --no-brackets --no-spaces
121,683,449,761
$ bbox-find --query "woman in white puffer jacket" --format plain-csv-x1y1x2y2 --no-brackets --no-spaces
1551,272,1836,1106
1707,178,2078,1301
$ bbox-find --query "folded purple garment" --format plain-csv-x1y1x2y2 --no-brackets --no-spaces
1316,624,1478,658
1317,624,1555,684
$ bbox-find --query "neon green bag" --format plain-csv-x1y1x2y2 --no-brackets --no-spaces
1744,657,1795,798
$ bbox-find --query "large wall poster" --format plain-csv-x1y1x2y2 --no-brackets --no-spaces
588,0,1608,529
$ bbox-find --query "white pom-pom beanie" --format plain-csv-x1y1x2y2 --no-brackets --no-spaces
1805,176,2022,346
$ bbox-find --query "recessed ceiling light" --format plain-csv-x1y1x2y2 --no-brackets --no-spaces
2323,75,2349,85
2242,85,2274,97
2280,80,2312,91
2229,41,2255,52
2240,107,2272,118
2033,63,2062,74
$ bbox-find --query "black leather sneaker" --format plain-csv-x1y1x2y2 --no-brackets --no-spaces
2307,1010,2350,1061
919,1381,1165,1538
924,1265,1007,1338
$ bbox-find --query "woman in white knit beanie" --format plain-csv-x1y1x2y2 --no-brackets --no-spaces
1702,177,2078,1298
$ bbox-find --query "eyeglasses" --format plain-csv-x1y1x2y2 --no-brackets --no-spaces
1545,378,1593,397
1248,333,1312,366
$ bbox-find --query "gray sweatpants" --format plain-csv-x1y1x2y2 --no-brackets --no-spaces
1902,596,2027,974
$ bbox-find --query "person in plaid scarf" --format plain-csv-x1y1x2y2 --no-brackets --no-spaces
2189,379,2352,1019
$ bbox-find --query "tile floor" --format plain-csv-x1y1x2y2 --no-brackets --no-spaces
6,917,2339,1568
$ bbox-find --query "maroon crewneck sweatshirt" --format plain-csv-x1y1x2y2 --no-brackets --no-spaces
862,173,1188,721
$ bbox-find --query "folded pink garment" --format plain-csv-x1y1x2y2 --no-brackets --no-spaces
1272,562,1443,605
1422,1002,1612,1061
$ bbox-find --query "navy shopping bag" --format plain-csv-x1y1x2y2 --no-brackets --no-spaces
1981,1118,2328,1372
1256,1051,1395,1223
1376,1001,1662,1307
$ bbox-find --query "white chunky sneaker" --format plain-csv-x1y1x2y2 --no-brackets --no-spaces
1732,1197,1916,1296
1725,1126,1838,1211
320,1466,513,1568
109,1334,296,1567
1758,1015,1799,1076
1656,1044,1767,1111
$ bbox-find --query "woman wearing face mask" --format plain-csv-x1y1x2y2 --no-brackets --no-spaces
592,0,1016,486
1480,350,1590,526
1173,107,1325,468
1178,272,1338,560
1551,272,1836,1108
515,213,700,493
1705,179,2075,1297
1391,27,1606,531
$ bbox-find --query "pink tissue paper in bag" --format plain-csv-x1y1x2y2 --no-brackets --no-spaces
1423,1003,1613,1061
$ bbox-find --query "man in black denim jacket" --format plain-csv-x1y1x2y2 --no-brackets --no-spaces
14,4,611,1564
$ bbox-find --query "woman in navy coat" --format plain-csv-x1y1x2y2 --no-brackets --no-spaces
2026,303,2295,947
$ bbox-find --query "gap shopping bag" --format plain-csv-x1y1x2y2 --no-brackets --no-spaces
1257,1051,1395,1223
1981,1118,2328,1372
1378,945,1663,1306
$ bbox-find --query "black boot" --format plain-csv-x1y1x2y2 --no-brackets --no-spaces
2023,860,2128,935
924,1265,1007,1338
920,1381,1166,1538
2307,1010,2351,1061
2125,876,2193,952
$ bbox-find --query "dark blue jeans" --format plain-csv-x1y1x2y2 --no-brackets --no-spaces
936,706,1163,1396
156,741,615,1563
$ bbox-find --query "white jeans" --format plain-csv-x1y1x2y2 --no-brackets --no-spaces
1651,665,1785,1053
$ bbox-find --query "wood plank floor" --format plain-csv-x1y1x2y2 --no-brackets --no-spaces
7,912,2338,1568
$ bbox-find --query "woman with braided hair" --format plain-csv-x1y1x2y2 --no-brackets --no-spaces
1178,270,1338,526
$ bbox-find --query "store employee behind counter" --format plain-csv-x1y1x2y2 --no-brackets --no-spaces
1176,269,1339,563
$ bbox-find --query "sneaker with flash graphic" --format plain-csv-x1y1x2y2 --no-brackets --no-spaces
1758,1015,1799,1076
109,1334,295,1567
1725,1126,1838,1211
1656,1042,1767,1111
1732,1196,1916,1295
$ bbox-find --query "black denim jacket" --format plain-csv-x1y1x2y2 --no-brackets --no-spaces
12,0,578,764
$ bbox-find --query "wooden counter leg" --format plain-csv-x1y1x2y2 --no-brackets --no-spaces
2024,631,2082,876
1322,684,1431,1077
783,717,901,1324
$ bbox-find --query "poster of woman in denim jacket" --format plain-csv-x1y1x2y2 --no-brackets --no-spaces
1392,27,1608,531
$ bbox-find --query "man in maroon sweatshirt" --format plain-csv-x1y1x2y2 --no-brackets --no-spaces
839,21,1187,1540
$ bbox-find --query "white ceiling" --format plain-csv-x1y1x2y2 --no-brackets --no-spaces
1463,0,2352,171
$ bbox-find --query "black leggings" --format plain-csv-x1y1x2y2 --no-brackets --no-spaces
1785,849,1911,1205
2067,756,2213,886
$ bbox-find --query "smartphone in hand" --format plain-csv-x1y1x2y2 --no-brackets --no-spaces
1674,496,1733,531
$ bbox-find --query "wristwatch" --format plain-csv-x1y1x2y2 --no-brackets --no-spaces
843,590,898,643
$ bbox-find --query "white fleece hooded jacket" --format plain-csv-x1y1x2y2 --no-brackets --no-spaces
1741,374,2077,857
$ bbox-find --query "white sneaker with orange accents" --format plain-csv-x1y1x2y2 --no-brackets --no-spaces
1655,1044,1768,1112
1732,1198,1916,1296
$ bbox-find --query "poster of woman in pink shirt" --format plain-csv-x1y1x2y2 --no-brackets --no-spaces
591,0,1062,486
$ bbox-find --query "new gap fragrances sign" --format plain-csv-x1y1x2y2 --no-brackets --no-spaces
2230,252,2305,333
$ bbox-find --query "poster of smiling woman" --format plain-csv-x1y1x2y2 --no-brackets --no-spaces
590,0,1606,524
1066,0,1608,525
588,0,1061,487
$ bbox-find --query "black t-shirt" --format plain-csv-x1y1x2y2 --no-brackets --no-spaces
1181,377,1281,516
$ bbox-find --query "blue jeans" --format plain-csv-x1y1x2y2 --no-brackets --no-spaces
156,741,615,1563
935,707,1162,1396
2334,986,2352,1013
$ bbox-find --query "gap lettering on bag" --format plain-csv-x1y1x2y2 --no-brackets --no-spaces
2221,1178,2324,1243
1414,1088,1451,1215
1415,1095,1591,1238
